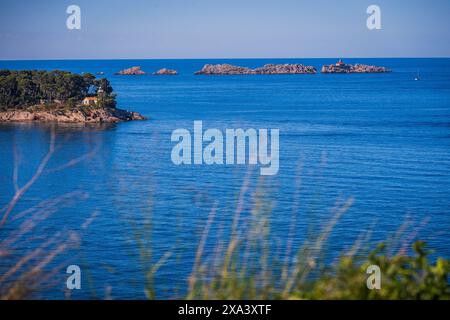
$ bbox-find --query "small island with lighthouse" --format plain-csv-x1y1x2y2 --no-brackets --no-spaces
321,59,391,73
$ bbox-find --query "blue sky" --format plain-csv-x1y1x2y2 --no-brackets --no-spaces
0,0,449,59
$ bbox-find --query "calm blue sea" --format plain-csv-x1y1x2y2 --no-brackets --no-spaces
1,58,450,299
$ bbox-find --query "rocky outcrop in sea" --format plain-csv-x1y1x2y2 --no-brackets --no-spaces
253,64,316,74
194,64,253,75
194,63,317,75
321,60,390,73
114,66,146,75
153,68,178,75
0,107,147,123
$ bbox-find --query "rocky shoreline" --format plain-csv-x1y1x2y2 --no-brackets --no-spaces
194,63,317,75
0,107,147,123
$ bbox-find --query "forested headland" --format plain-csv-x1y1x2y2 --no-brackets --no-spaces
0,69,116,110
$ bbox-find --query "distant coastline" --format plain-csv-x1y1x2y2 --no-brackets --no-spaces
0,60,391,123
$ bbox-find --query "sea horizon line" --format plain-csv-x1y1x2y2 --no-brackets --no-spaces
1,56,450,62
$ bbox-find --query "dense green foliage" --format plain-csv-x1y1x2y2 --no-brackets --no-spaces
0,69,115,110
297,241,450,299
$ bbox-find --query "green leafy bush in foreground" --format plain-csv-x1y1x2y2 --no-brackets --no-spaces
297,241,449,300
